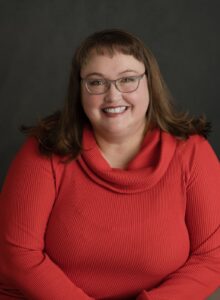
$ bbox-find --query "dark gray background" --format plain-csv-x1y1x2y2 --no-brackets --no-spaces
0,1,219,298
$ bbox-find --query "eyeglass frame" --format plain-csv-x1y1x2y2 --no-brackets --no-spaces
81,72,146,95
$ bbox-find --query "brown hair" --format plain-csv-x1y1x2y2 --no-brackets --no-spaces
21,28,211,159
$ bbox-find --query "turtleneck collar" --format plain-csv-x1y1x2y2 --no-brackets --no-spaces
76,126,177,194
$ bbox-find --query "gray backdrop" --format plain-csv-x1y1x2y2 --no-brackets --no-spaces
0,1,219,298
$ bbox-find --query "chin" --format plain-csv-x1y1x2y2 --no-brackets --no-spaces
104,126,130,135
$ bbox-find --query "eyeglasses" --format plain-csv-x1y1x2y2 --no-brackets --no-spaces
81,72,146,95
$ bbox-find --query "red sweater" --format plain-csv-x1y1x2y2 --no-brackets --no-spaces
0,127,219,300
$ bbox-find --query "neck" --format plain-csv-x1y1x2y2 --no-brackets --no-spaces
93,123,148,169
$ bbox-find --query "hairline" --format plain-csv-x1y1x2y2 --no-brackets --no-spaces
80,45,146,69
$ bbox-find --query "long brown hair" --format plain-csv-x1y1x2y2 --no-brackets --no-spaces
21,28,211,159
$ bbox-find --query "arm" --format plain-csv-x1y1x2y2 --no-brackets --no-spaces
0,138,94,300
136,136,220,300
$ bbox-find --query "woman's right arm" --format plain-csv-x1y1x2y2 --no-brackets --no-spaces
0,138,94,300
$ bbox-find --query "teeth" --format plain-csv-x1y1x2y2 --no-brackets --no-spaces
103,106,127,114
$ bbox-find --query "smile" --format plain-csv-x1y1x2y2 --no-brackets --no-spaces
102,106,128,114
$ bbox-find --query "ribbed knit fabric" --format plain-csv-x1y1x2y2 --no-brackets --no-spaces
0,126,219,300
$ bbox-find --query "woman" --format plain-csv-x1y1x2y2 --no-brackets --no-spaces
0,29,219,300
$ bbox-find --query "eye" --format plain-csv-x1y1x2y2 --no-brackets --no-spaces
119,76,137,83
87,79,106,86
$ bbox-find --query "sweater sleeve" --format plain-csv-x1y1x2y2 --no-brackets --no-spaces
136,136,220,300
0,138,94,300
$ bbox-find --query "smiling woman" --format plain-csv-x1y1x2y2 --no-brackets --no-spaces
0,29,219,300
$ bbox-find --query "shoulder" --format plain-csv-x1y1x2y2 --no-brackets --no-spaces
17,136,66,174
8,137,64,179
13,137,51,166
3,137,66,194
4,137,53,184
175,134,219,185
16,137,64,165
176,134,218,163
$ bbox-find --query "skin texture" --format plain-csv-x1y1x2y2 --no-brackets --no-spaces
80,51,150,168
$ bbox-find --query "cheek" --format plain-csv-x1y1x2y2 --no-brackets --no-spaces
129,89,149,112
81,93,101,118
139,85,150,110
81,93,91,118
81,99,91,117
81,89,91,109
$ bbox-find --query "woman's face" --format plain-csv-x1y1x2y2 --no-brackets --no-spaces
80,50,150,139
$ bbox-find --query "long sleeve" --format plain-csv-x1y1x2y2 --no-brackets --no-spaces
136,136,220,300
0,138,94,300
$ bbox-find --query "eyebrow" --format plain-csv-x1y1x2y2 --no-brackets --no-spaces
118,69,140,75
84,69,140,78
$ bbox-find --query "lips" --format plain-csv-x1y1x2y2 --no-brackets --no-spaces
102,106,128,114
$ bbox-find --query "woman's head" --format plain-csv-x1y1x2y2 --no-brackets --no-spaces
80,49,149,141
63,29,174,145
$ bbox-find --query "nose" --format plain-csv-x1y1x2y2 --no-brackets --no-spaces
104,82,122,103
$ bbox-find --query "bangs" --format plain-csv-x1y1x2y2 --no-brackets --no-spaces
94,44,139,58
77,30,146,67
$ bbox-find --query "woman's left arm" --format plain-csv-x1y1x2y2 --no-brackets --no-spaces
137,136,220,300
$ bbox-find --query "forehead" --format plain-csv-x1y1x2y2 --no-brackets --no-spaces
80,50,145,77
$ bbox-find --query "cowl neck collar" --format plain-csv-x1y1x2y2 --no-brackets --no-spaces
76,126,177,194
